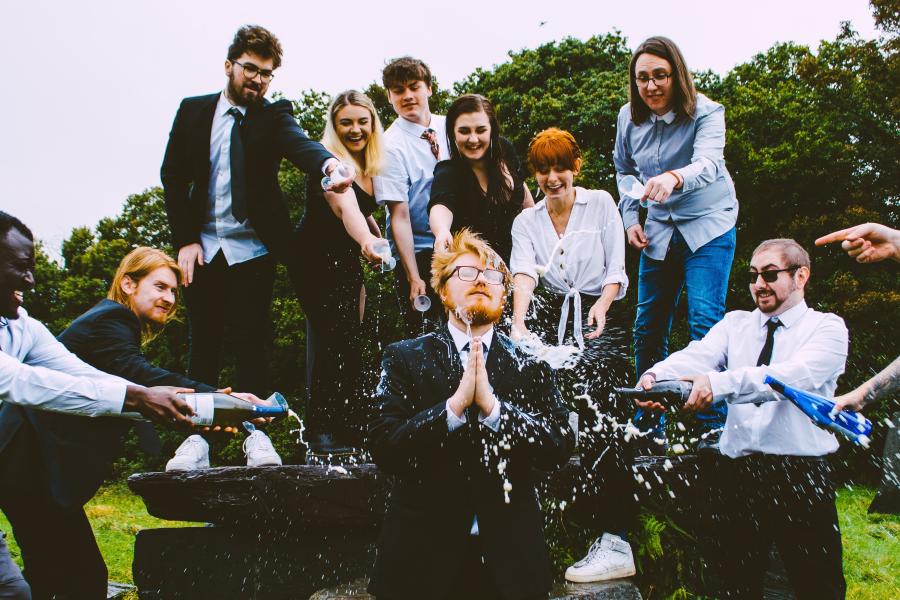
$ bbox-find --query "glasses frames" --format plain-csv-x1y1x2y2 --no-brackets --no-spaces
231,60,275,82
747,266,800,285
635,73,671,88
453,266,505,285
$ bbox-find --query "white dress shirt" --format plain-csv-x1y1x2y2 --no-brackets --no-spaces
510,188,628,347
0,309,128,416
376,114,449,253
201,92,269,266
647,300,848,458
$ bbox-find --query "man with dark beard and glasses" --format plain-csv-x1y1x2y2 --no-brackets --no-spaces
161,25,353,421
634,238,849,599
367,229,575,600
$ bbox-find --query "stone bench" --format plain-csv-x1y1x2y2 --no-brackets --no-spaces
126,456,700,599
310,578,642,600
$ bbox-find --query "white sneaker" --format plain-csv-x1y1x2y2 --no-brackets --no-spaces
564,533,636,583
243,431,283,467
165,435,210,472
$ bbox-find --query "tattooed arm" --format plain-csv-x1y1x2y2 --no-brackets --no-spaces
834,355,900,412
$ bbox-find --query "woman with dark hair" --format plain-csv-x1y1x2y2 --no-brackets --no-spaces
428,94,533,264
615,36,738,453
294,90,385,462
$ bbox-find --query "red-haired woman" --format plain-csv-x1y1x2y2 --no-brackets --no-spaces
510,128,637,583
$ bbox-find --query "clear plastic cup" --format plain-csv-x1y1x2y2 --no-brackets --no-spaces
321,162,353,191
373,240,396,272
413,295,432,312
618,175,649,208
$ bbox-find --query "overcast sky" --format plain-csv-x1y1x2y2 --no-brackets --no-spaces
2,0,879,258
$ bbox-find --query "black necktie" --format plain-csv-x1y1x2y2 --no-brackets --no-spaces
756,318,783,366
227,107,248,223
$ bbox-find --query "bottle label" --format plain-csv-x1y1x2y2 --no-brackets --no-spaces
186,394,215,426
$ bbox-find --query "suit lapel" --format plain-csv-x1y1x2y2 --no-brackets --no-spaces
429,328,463,382
195,93,219,170
486,333,518,391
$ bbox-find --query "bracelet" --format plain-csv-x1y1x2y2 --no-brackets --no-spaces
665,170,683,188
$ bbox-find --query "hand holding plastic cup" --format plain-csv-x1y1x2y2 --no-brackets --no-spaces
413,295,432,312
321,162,353,191
618,175,650,208
372,239,396,272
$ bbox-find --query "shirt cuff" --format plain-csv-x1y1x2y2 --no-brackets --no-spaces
707,370,733,400
96,380,128,415
478,396,501,431
446,399,466,432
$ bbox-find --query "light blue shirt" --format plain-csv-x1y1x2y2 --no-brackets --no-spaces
376,114,449,253
614,93,738,261
201,92,269,266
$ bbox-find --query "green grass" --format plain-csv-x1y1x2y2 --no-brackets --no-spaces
0,484,895,599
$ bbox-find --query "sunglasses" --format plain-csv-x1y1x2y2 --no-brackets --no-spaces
746,266,800,285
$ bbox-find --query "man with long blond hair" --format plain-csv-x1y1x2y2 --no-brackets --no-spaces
0,246,278,599
367,229,575,600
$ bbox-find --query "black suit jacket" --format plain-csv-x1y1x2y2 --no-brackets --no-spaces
366,328,575,600
0,300,214,508
160,93,334,259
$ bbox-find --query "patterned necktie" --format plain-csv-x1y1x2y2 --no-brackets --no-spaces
756,318,783,366
227,107,248,223
421,128,440,160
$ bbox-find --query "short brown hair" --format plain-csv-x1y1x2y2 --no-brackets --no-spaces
382,56,432,90
629,36,696,125
752,238,811,272
431,229,510,297
227,25,283,69
527,128,583,174
108,247,182,342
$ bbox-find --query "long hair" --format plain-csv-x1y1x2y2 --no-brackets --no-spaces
445,94,514,205
628,36,697,124
107,247,182,343
321,90,385,177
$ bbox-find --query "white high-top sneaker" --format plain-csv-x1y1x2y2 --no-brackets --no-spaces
165,435,210,472
243,430,283,467
564,533,636,583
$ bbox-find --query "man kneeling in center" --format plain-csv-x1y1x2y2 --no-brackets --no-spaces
367,228,576,600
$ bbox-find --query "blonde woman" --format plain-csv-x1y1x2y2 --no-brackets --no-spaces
294,90,385,460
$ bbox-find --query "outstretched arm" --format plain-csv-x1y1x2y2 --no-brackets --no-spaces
834,355,900,412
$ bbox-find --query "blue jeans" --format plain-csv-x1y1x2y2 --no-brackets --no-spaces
633,227,736,432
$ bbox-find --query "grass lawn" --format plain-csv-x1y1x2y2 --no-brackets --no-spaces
0,483,896,599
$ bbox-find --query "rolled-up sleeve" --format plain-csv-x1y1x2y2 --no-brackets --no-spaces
375,146,410,205
675,103,725,194
599,194,628,300
510,212,539,282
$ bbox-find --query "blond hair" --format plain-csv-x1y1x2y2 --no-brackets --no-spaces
108,247,182,342
430,228,511,297
321,90,385,177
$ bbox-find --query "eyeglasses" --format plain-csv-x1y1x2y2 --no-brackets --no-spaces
453,266,505,285
635,73,671,87
231,60,275,82
746,266,800,285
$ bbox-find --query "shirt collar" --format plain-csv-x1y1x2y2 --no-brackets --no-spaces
756,299,808,329
535,188,587,212
217,91,246,118
650,110,676,124
393,114,434,138
447,322,494,353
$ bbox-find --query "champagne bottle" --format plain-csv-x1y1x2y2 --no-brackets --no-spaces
177,392,289,427
613,380,693,408
763,376,872,447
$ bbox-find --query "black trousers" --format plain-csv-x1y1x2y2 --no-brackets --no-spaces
393,249,443,339
532,290,637,537
0,492,105,600
291,254,367,446
701,454,846,600
183,251,275,396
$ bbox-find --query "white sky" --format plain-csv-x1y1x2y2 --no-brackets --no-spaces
2,0,879,257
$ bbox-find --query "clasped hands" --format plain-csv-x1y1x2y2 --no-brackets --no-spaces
448,337,497,420
633,373,714,413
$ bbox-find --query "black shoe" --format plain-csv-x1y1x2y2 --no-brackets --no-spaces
696,428,722,454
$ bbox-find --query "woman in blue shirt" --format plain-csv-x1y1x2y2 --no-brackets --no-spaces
614,36,738,453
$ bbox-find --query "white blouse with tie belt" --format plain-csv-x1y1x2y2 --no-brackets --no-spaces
510,188,628,348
